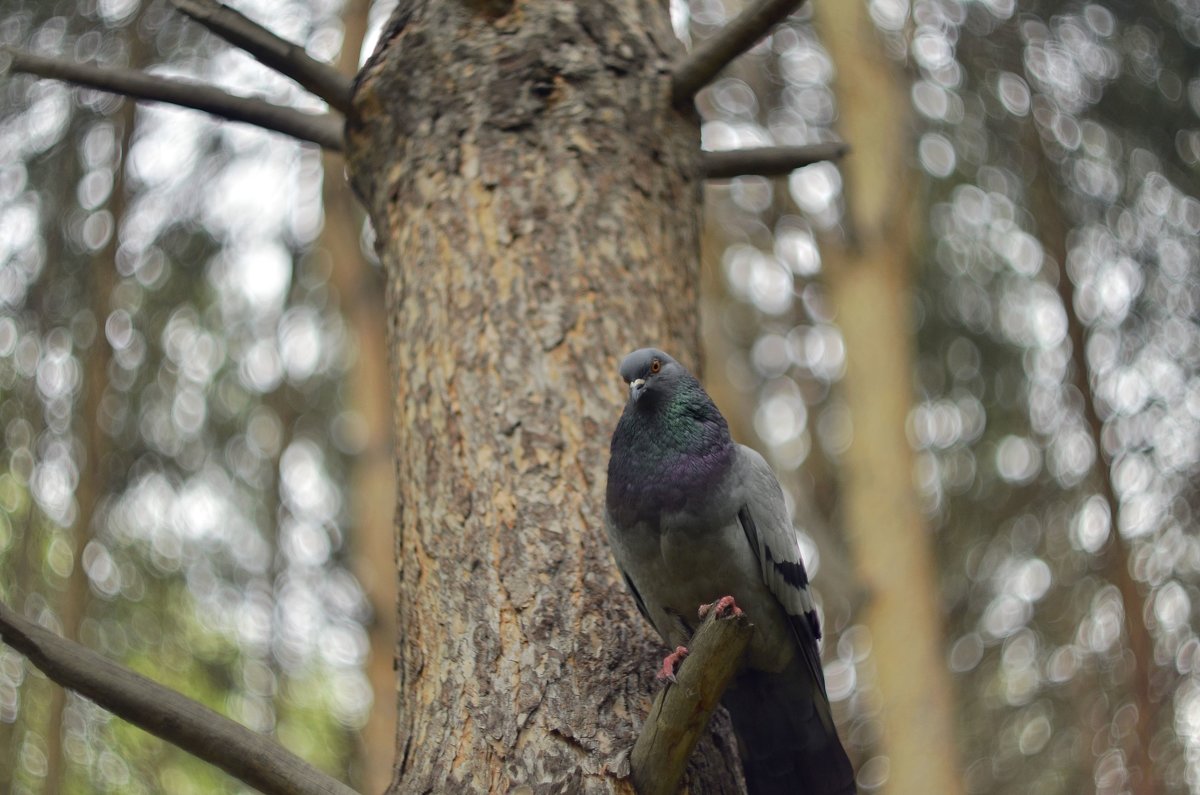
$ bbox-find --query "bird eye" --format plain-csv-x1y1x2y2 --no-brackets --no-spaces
650,359,661,374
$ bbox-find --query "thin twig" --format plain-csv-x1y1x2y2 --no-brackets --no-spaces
630,608,753,795
702,142,848,179
4,49,344,150
170,0,353,112
0,600,358,795
672,0,809,107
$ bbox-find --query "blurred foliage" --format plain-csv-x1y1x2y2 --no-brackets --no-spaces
0,0,377,791
696,0,1199,792
2,0,1198,793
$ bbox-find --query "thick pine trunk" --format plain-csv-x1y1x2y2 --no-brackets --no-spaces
345,2,742,790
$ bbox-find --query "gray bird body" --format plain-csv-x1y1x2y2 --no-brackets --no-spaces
605,348,855,795
606,445,803,674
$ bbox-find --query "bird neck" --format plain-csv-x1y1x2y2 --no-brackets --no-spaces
621,377,730,453
606,381,734,525
656,388,730,453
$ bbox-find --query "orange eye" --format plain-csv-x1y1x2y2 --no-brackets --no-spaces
650,359,661,374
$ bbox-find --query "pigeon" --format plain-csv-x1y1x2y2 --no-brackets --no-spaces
604,348,856,795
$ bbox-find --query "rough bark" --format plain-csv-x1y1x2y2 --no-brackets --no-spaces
345,1,742,791
813,4,964,795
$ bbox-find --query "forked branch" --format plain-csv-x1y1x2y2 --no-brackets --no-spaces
630,608,753,795
4,49,344,150
672,0,809,107
170,0,353,112
702,142,848,179
0,600,358,795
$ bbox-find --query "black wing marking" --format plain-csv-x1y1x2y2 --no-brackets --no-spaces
738,506,762,558
621,571,652,626
769,553,810,589
737,506,821,639
765,548,819,640
738,506,830,697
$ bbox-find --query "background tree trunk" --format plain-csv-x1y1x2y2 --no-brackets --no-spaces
1028,140,1157,795
345,1,742,790
319,0,400,790
44,11,145,791
813,4,965,794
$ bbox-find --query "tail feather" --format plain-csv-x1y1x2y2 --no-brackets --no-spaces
721,662,856,795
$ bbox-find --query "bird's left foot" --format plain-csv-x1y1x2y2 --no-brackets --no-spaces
698,595,744,620
656,646,690,682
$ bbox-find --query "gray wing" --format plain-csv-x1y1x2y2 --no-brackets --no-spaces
734,446,825,678
728,447,854,792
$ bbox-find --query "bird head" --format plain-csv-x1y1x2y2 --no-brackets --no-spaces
618,348,686,405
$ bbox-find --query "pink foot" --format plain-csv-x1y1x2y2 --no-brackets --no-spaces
656,646,690,682
698,595,744,620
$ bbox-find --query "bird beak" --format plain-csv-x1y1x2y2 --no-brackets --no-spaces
629,378,646,402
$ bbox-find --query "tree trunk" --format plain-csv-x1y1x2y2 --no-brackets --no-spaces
813,5,964,795
45,11,144,790
1028,140,1157,795
345,1,741,790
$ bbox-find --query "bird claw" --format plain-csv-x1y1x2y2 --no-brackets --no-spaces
698,595,743,620
656,646,690,682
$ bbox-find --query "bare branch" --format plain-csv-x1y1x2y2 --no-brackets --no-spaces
0,600,358,795
170,0,353,112
4,49,344,151
630,608,753,795
672,0,809,107
702,142,848,179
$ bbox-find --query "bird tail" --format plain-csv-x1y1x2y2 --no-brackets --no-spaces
721,660,856,795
